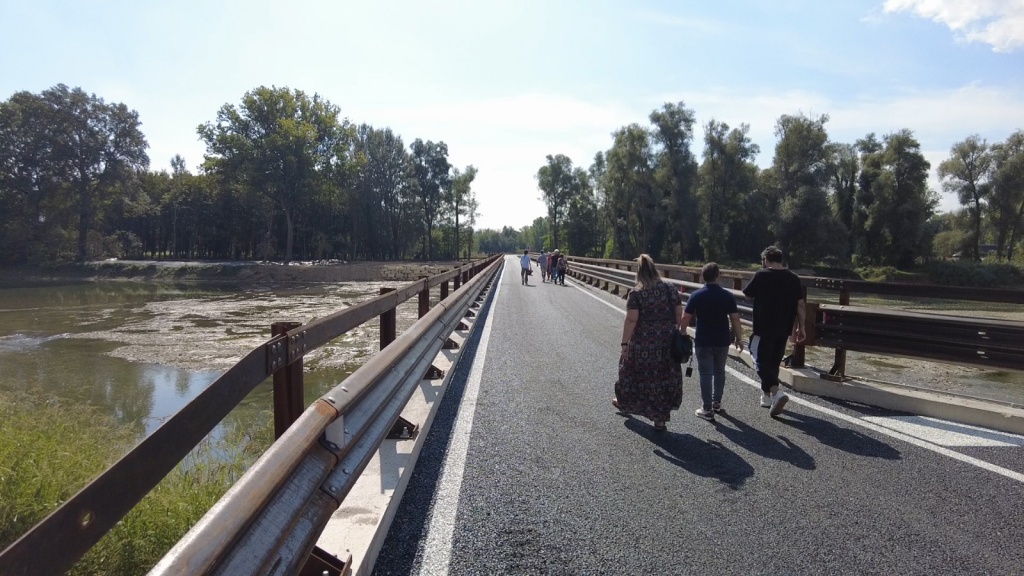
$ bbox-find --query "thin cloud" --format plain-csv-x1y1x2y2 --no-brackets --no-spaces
631,10,725,34
884,0,1024,52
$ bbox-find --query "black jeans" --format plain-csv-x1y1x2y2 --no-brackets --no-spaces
750,334,787,394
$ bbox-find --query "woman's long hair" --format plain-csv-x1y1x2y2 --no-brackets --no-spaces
634,254,661,290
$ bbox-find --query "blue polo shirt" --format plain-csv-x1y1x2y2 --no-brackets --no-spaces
684,283,738,347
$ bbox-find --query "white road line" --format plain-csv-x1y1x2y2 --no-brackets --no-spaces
417,267,502,576
569,277,626,313
579,277,1024,484
860,415,1024,448
725,365,1024,484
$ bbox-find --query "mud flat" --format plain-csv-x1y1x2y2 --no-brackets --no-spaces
0,260,464,287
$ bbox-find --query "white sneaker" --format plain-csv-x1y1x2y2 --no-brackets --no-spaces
759,393,771,408
770,391,790,416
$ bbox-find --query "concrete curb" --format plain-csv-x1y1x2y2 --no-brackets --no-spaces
314,302,487,575
730,348,1024,436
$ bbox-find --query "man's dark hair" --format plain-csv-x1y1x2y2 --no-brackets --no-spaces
761,246,784,264
523,249,528,255
702,262,720,282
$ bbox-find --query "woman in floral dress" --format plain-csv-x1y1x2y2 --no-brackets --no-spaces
613,254,684,431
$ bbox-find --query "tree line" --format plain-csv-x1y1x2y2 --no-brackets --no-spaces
0,84,479,265
523,102,1024,269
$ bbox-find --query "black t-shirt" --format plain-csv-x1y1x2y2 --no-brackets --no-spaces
742,268,803,338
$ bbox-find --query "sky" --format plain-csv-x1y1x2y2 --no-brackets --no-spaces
2,0,1023,231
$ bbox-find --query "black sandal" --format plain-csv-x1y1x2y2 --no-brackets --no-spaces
653,420,667,431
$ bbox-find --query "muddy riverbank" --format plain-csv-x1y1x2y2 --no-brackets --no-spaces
0,259,464,287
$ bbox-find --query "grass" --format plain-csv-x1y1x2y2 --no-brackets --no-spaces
1,390,273,575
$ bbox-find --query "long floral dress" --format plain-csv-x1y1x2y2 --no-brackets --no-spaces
614,281,683,422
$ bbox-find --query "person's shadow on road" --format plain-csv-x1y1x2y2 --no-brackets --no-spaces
715,412,817,470
625,418,754,490
772,410,903,460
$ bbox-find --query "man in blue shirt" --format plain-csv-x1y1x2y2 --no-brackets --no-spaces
680,262,743,421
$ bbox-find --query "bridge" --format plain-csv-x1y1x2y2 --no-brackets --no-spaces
2,255,1024,575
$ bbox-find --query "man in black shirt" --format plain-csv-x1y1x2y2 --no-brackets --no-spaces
741,246,806,416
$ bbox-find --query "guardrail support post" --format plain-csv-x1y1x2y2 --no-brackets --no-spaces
380,288,397,349
829,289,849,377
789,285,807,368
418,276,429,318
271,321,304,439
441,280,449,300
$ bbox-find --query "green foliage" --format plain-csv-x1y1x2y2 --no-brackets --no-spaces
0,85,149,263
1,390,272,575
199,86,355,264
409,139,452,259
919,261,1024,288
0,392,136,550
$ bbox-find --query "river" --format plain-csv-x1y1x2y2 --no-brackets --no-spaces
0,279,421,442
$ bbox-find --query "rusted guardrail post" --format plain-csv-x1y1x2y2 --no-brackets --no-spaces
790,284,807,368
380,287,396,349
829,289,849,377
271,321,304,439
418,276,429,318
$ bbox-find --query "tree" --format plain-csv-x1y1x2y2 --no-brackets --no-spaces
764,113,838,266
351,125,417,259
198,86,353,264
0,90,63,263
0,85,149,262
409,139,451,259
859,130,936,267
563,170,600,257
988,130,1024,260
938,135,992,260
696,120,760,262
824,142,859,257
649,102,699,262
601,125,656,259
536,154,579,251
449,165,478,260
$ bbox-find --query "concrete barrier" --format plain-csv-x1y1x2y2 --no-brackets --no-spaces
727,346,1024,436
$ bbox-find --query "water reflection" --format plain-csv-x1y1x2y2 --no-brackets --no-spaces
0,280,414,447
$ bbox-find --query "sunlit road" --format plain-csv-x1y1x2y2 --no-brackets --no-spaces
374,256,1024,576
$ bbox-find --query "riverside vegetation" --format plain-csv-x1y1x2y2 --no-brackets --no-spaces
0,390,273,575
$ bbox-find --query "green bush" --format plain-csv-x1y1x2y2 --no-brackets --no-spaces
922,261,1024,288
1,391,268,575
0,392,136,551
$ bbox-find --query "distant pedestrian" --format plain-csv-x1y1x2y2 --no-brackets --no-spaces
549,250,561,284
680,262,743,421
520,250,532,285
613,254,683,431
538,250,549,282
742,246,805,416
555,252,567,284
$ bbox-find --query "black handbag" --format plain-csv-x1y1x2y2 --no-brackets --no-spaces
670,328,693,363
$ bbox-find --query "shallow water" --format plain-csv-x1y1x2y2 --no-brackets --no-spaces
0,280,426,441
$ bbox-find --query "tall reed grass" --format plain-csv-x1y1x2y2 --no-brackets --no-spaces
1,390,273,575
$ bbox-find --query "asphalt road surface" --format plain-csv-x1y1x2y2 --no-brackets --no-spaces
373,256,1024,576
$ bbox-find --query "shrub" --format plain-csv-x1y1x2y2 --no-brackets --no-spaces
921,261,1024,288
1,391,269,575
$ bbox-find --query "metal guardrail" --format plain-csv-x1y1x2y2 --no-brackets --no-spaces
149,256,502,575
0,254,503,576
813,303,1024,372
563,256,1024,375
